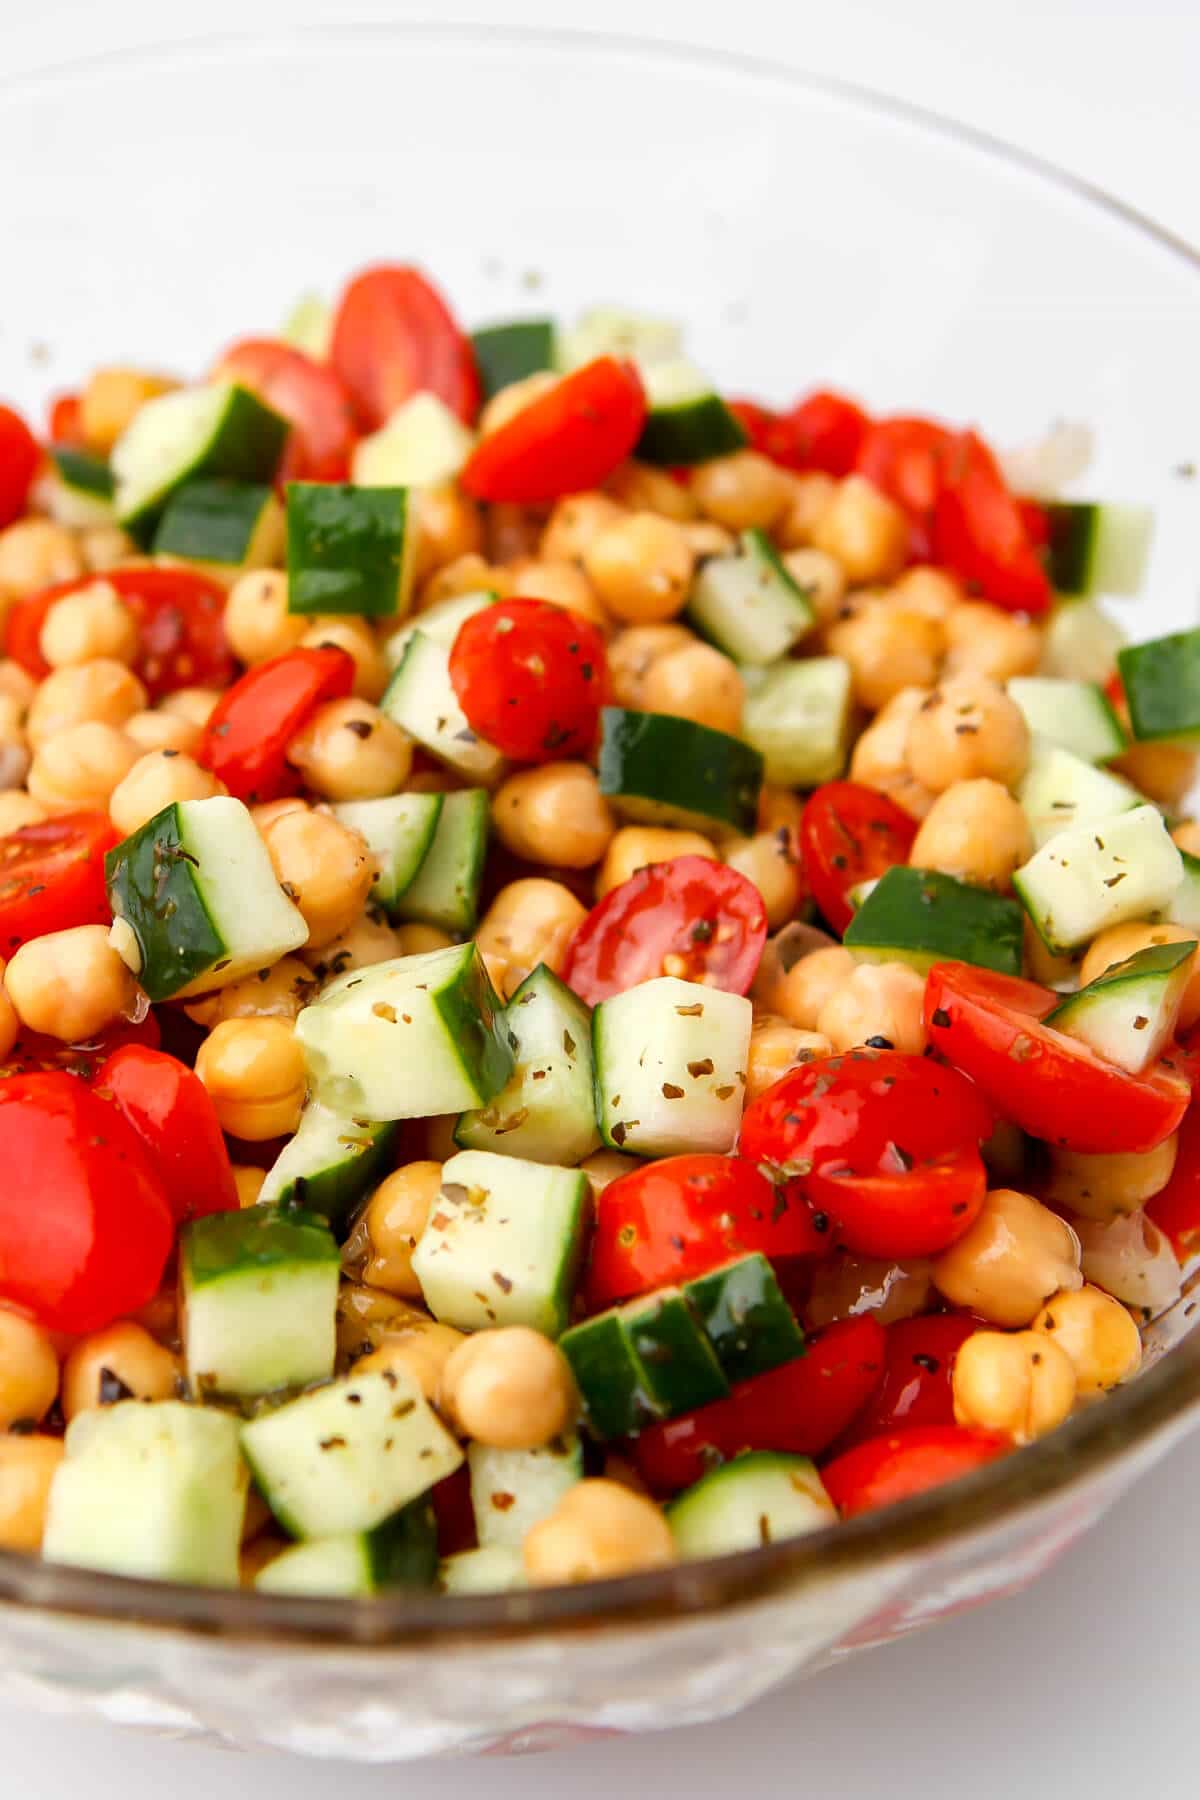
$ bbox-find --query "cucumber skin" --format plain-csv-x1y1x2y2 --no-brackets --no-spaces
105,803,226,1001
120,385,290,545
625,1289,730,1415
637,396,747,466
153,478,276,565
844,866,1025,977
597,706,763,835
393,789,490,933
268,1121,398,1235
366,1496,439,1589
683,1254,804,1384
559,1310,659,1441
1118,630,1200,744
286,482,412,617
471,321,555,400
51,447,114,500
182,1204,339,1286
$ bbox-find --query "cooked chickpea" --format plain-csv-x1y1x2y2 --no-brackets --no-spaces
889,566,963,623
297,616,389,702
848,687,937,821
478,370,559,436
160,686,221,728
523,1479,676,1584
250,796,309,833
597,825,717,898
758,786,806,836
108,750,224,837
817,960,928,1055
767,944,855,1031
354,1321,466,1400
932,1188,1082,1327
723,830,805,930
607,460,698,521
261,808,374,949
0,792,46,834
540,493,627,565
233,1166,267,1208
811,474,909,584
27,720,141,812
62,1322,180,1420
0,662,35,708
746,1018,833,1103
1032,1284,1142,1398
909,779,1033,892
579,1149,642,1197
393,923,455,957
6,924,137,1041
951,1329,1077,1444
123,708,202,755
26,659,146,749
39,580,139,669
80,366,176,453
1042,1135,1178,1221
775,473,838,550
682,520,737,560
223,569,307,664
185,955,317,1028
412,484,483,581
1172,821,1200,858
779,547,847,628
1112,739,1198,810
476,879,587,999
906,672,1030,793
606,624,696,708
79,524,136,573
942,601,1041,681
804,1254,935,1330
826,602,944,711
195,1017,306,1140
492,763,615,869
640,642,745,735
285,697,411,802
420,553,512,610
690,450,793,532
0,518,84,601
0,1435,64,1552
302,912,400,983
359,1162,443,1299
0,694,29,789
0,1310,59,1428
503,557,610,630
439,1327,577,1450
1080,921,1200,1032
582,512,694,623
485,502,540,565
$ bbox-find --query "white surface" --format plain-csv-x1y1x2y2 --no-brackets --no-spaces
2,0,1199,1791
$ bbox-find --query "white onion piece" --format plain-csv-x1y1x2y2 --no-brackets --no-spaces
1074,1209,1182,1317
998,420,1094,498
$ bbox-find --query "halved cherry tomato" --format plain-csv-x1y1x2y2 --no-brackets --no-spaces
727,400,787,461
632,1315,887,1495
1145,1050,1200,1256
94,1045,238,1224
432,1465,477,1556
808,1146,987,1260
932,430,1052,613
820,1424,1008,1519
800,781,918,936
214,338,357,482
0,812,119,955
925,962,1190,1155
448,598,609,763
855,415,952,532
563,855,768,1006
330,264,480,429
460,357,645,505
7,566,233,698
0,404,40,529
0,1072,174,1334
838,1313,976,1448
0,1012,160,1082
196,645,355,803
781,389,871,476
47,392,85,447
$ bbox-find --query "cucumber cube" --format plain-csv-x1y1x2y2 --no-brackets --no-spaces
113,383,289,541
1015,804,1184,954
1118,629,1200,745
843,866,1024,977
1017,739,1141,848
455,963,601,1166
687,529,814,664
331,792,445,915
683,1253,804,1384
593,975,751,1156
597,707,763,837
471,320,556,400
1045,940,1196,1075
440,1545,527,1594
740,656,853,787
392,788,490,933
558,1308,653,1440
468,1435,583,1550
351,393,475,488
1007,677,1127,764
258,1103,397,1233
153,478,285,573
668,1452,835,1558
254,1497,437,1595
381,631,506,785
1042,501,1154,599
624,1287,730,1414
287,482,414,617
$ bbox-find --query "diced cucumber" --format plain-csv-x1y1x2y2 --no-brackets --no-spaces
281,292,333,359
286,482,414,618
1045,940,1196,1075
181,1204,339,1398
624,1287,731,1414
153,478,285,573
112,382,289,542
667,1452,835,1559
558,1307,657,1440
455,963,600,1165
332,793,445,914
557,306,682,373
384,590,495,670
440,1545,527,1594
468,1434,583,1550
43,1402,246,1586
1117,629,1200,745
105,795,308,1002
636,359,747,466
258,1102,397,1233
687,529,815,665
1039,599,1128,685
36,448,115,527
381,630,506,785
592,974,751,1156
410,1149,589,1338
843,866,1024,977
1042,501,1155,598
254,1497,437,1595
1017,739,1141,848
597,707,762,837
740,657,853,787
471,320,556,400
1007,677,1127,764
241,1367,461,1540
683,1254,804,1384
392,788,490,933
351,393,476,489
295,942,512,1120
1165,851,1200,932
1015,804,1184,954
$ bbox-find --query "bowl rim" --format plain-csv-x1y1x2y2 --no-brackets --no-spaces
2,19,1199,1649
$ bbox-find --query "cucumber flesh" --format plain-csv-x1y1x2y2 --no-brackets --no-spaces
1042,501,1155,598
254,1497,437,1595
592,974,751,1156
468,1435,583,1550
1017,739,1141,849
1045,940,1196,1074
381,630,506,785
668,1452,835,1558
687,529,814,665
112,382,289,540
332,793,445,914
391,788,490,934
281,292,333,359
384,589,495,671
440,1545,527,1594
257,1101,397,1233
557,306,682,372
455,962,601,1165
1039,599,1128,685
351,393,475,488
740,656,852,787
1007,677,1127,764
1015,804,1184,954
636,359,747,466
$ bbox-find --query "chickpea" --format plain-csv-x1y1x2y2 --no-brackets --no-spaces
0,792,46,834
185,955,318,1028
26,659,146,749
767,944,855,1031
0,1309,59,1428
302,912,400,983
482,503,539,565
723,830,804,930
524,1479,676,1584
607,460,698,522
932,1188,1082,1327
746,1018,833,1103
358,1162,442,1299
942,601,1041,681
848,687,937,821
27,720,140,812
0,1435,64,1552
250,795,309,833
393,923,455,957
780,547,847,628
223,569,306,664
160,686,221,728
826,602,944,711
579,1149,642,1198
420,553,513,610
478,371,559,437
354,1322,466,1401
108,749,223,837
640,642,745,735
1111,739,1198,810
297,617,389,702
80,366,176,454
438,1327,577,1449
234,1165,267,1208
597,825,717,898
79,523,136,573
0,694,29,790
285,697,411,802
1032,1284,1142,1398
492,763,615,869
804,1254,935,1331
774,473,838,550
476,879,587,999
690,450,793,532
1080,920,1200,1032
1042,1135,1178,1221
61,1321,180,1420
0,518,84,601
195,1017,306,1140
39,580,139,669
758,786,806,837
261,808,374,949
540,493,626,565
811,475,909,584
909,779,1033,892
582,512,695,623
951,1329,1077,1444
1173,821,1200,858
0,661,36,709
6,924,137,1041
412,484,483,582
607,624,696,708
817,960,928,1055
682,521,737,561
123,708,202,755
504,558,610,630
889,566,963,623
906,672,1030,793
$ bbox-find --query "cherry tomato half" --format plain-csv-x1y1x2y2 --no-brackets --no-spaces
197,644,355,803
855,415,953,531
924,962,1190,1155
563,855,768,1006
330,264,480,429
838,1313,977,1448
800,781,918,936
821,1424,1008,1519
214,338,358,482
0,811,119,955
460,358,646,505
94,1045,239,1224
781,389,871,476
932,430,1052,614
0,1073,174,1334
0,404,39,529
0,1012,160,1082
46,392,85,447
448,598,609,763
1147,1092,1200,1259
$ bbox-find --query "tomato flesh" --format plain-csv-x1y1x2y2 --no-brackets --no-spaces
932,430,1052,614
197,645,355,802
215,338,358,482
460,357,646,504
330,264,480,429
0,812,119,955
838,1313,976,1448
448,598,609,763
0,405,39,529
729,390,869,475
94,1045,239,1224
821,1424,1008,1519
800,781,918,935
47,392,85,447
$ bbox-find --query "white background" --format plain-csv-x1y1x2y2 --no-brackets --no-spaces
2,1,1199,1793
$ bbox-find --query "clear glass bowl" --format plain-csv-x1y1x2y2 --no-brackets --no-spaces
2,23,1199,1762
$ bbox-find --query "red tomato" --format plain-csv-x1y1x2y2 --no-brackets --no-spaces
562,855,768,1006
632,1315,886,1494
7,566,233,698
431,1465,477,1556
0,812,119,955
932,431,1052,613
94,1045,238,1224
47,392,85,447
821,1424,1008,1519
214,338,357,482
460,358,646,504
0,404,40,529
925,962,1190,1155
781,389,871,476
1146,1070,1200,1257
0,1012,160,1081
196,645,355,803
855,415,953,530
839,1313,976,1448
0,1073,174,1333
800,781,918,936
585,1153,825,1313
330,264,480,429
727,399,786,461
807,1146,987,1260
448,598,609,763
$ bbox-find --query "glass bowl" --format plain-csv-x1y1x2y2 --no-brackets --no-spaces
1,23,1199,1762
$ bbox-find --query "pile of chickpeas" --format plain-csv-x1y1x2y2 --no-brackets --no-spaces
0,360,1194,1586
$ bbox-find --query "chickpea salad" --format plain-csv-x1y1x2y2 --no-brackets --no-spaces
0,265,1194,1598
